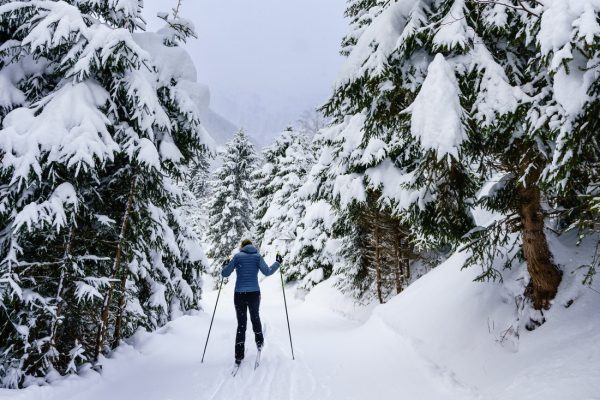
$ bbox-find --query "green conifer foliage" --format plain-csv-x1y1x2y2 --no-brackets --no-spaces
0,1,208,386
205,130,257,274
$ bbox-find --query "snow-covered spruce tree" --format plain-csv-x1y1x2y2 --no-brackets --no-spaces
183,148,213,237
310,0,477,302
0,1,207,387
523,1,600,283
188,152,212,202
285,130,342,290
323,0,588,310
337,190,415,303
206,129,257,274
460,0,600,309
253,127,315,262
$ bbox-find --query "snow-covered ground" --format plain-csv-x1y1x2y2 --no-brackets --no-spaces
2,236,599,400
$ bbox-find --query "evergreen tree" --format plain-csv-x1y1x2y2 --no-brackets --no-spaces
206,129,257,274
284,128,344,290
253,127,315,263
525,0,600,282
188,154,212,201
0,1,207,387
183,149,213,237
317,0,600,310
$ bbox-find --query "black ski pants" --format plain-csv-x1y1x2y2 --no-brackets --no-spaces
234,291,263,361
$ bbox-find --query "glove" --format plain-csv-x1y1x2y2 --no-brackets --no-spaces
276,254,283,263
222,258,230,266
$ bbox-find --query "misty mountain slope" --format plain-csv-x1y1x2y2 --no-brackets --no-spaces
199,108,239,146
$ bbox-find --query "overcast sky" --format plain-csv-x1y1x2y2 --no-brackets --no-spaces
143,0,348,142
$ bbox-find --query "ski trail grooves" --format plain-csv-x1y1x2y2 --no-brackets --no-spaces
0,275,487,400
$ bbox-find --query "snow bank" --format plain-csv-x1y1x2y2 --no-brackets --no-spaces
369,234,600,399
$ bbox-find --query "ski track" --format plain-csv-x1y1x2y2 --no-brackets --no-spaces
0,276,484,400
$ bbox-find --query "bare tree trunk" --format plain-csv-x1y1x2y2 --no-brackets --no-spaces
518,185,561,310
94,175,137,361
404,251,411,286
394,238,402,295
374,221,384,304
112,273,128,349
49,227,75,356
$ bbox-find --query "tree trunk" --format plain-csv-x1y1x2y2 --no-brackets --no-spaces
94,175,137,361
111,273,128,349
394,244,402,295
374,221,384,304
518,185,561,310
49,227,75,356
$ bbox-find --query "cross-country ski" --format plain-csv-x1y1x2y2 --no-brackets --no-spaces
231,363,241,377
254,349,262,370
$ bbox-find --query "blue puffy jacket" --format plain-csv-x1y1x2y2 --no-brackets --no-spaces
221,245,280,292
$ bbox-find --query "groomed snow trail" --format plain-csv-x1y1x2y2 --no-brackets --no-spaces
0,274,484,400
3,238,600,400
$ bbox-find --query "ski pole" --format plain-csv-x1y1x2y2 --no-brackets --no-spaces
279,263,295,360
201,277,223,363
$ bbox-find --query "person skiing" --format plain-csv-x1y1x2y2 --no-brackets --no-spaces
221,239,282,365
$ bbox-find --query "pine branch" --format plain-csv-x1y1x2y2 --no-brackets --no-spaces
172,0,184,18
467,0,540,18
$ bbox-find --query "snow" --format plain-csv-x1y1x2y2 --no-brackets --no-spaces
12,182,78,233
137,138,161,169
0,81,117,183
365,158,423,211
407,54,465,160
432,0,472,50
538,0,600,58
333,174,366,207
0,64,26,111
337,0,420,85
134,32,197,84
3,233,598,399
477,172,513,200
552,51,596,116
468,44,527,125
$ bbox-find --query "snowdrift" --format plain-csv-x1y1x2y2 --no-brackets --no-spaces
363,235,600,399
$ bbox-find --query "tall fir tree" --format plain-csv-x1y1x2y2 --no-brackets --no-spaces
253,127,315,269
183,148,213,238
0,1,208,387
205,129,257,274
315,0,600,309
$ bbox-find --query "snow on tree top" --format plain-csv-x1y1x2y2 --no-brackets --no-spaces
337,0,421,86
134,32,198,84
538,0,600,58
432,0,473,51
407,53,465,160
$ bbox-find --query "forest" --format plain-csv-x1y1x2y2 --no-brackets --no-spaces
0,0,598,398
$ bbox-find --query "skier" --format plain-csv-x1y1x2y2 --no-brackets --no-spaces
221,239,282,366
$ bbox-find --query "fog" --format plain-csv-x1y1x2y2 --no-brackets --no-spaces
143,0,347,143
